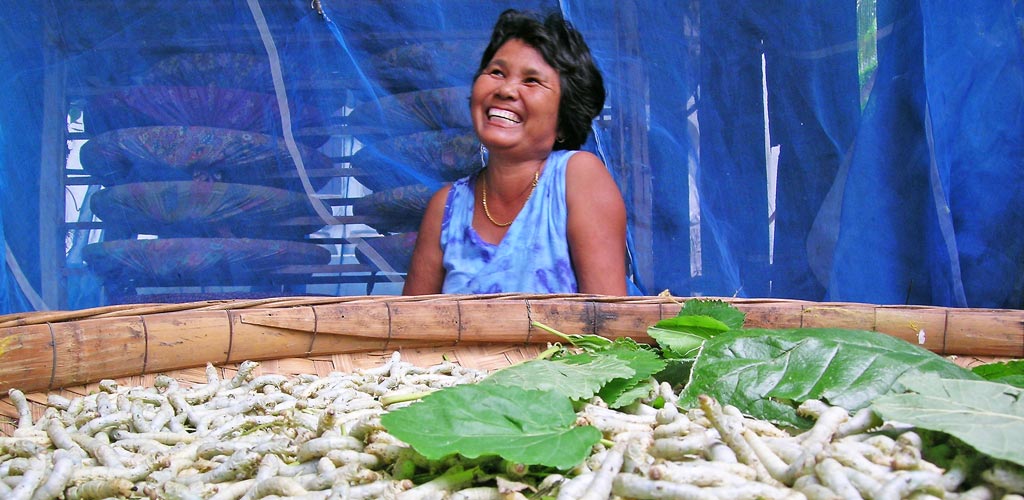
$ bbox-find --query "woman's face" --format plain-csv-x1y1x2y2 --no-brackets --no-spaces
471,38,561,159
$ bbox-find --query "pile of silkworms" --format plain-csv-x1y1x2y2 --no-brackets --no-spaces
1,351,1023,500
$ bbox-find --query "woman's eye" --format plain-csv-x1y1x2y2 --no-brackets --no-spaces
488,69,504,77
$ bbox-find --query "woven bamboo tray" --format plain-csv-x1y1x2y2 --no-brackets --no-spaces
2,293,1022,436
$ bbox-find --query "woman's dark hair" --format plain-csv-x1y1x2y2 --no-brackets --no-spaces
476,9,605,151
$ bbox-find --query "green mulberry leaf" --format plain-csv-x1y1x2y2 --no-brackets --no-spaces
679,328,979,428
872,374,1024,467
677,299,746,329
972,360,1024,389
648,316,729,358
481,353,635,400
598,346,666,408
648,299,745,358
381,384,600,469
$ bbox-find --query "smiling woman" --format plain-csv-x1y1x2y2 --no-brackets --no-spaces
403,9,630,296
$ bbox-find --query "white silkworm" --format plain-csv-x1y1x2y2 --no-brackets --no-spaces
449,486,504,500
655,402,680,425
7,389,33,431
814,458,863,500
582,403,659,425
613,472,717,500
77,410,132,436
835,408,881,438
7,457,47,500
330,479,413,499
980,461,1024,494
830,441,892,479
244,476,309,498
45,395,71,411
580,413,656,436
578,443,625,500
207,478,255,500
699,396,781,486
793,475,842,500
706,438,740,463
873,470,946,500
798,405,850,448
1,436,49,457
70,432,124,468
556,471,595,500
740,427,791,483
29,448,72,500
179,450,261,485
761,436,804,463
300,463,381,490
649,461,758,487
323,449,381,470
95,392,117,417
841,464,883,499
650,434,713,460
653,416,699,438
64,478,135,500
112,428,195,445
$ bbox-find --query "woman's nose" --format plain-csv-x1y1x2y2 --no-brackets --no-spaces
496,80,517,99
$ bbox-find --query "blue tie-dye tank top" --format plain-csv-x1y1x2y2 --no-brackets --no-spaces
440,149,578,294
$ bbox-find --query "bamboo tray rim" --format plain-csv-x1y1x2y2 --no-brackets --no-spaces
2,293,1021,396
3,293,1017,328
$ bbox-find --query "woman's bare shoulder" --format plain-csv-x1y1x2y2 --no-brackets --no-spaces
565,151,619,194
403,183,453,295
566,150,606,170
430,182,453,202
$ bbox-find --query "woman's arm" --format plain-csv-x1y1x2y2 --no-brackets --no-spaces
565,151,628,295
402,185,451,295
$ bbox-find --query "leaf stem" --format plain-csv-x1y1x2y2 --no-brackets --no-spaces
532,321,571,342
536,344,561,360
381,390,435,406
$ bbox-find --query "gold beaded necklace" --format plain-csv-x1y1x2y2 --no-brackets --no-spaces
481,168,540,227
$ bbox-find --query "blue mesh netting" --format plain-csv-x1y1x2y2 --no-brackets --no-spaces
2,1,1022,312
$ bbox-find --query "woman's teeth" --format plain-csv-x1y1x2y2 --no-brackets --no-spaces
487,108,521,123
